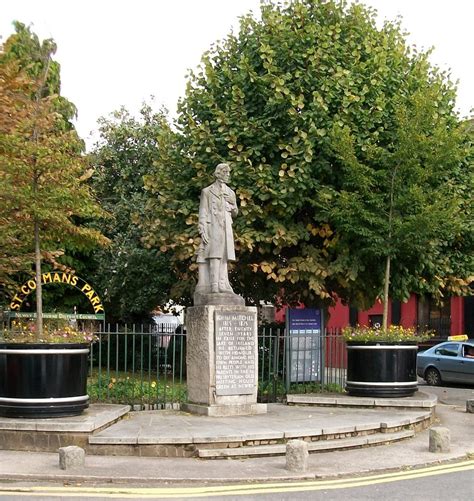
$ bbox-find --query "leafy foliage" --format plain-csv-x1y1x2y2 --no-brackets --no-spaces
1,21,78,129
90,106,177,322
321,89,473,321
0,51,36,288
143,0,472,308
0,23,108,316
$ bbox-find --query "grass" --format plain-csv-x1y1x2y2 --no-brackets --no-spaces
87,371,344,407
87,370,187,406
258,378,344,402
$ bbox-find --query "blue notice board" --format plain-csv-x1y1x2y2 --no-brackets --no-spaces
286,308,323,383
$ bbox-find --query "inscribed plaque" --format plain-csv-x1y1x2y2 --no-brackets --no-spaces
214,311,256,395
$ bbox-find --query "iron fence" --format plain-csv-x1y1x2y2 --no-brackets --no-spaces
427,317,451,339
0,315,347,407
0,311,456,409
87,325,347,408
88,324,187,410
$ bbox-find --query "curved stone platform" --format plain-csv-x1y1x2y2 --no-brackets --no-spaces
0,394,472,486
88,401,433,458
0,395,436,459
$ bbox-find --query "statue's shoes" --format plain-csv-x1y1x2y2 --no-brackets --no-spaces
219,283,234,293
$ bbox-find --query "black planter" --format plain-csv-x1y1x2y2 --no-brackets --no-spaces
345,342,418,397
0,343,90,418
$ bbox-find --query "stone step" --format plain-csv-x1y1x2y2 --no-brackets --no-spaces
197,429,414,458
286,393,437,410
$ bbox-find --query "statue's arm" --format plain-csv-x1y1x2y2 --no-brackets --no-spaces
225,188,238,218
230,191,238,218
199,189,209,244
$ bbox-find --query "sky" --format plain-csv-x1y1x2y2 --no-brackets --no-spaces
1,0,473,150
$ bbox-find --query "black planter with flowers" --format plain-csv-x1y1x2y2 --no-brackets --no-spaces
345,342,418,397
0,342,90,418
0,320,95,418
343,325,431,398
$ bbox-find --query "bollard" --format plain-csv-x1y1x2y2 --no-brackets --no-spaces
466,399,474,413
286,439,308,472
59,446,85,470
429,427,450,453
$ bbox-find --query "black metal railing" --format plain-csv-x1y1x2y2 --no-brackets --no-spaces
86,325,347,408
88,324,187,410
0,316,348,408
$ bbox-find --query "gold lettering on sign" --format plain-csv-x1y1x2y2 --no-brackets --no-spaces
9,273,104,317
42,272,52,283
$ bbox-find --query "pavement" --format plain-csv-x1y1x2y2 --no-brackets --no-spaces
0,393,473,486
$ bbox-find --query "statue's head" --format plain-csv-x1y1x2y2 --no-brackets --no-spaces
214,163,231,183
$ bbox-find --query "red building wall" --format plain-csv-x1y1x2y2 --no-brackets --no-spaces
400,296,418,328
450,296,464,334
277,295,463,335
326,300,349,330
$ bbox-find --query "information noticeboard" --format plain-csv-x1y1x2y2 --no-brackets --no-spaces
286,308,323,383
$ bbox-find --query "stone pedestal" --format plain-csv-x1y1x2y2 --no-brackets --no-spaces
183,305,267,417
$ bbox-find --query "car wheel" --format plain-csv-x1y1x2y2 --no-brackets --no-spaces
425,367,441,386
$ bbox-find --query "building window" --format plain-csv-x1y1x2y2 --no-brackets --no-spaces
349,306,358,327
368,314,383,328
417,297,450,337
391,300,401,325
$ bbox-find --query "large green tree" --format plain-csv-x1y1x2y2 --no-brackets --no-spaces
1,21,78,130
90,106,177,322
320,92,473,327
142,0,473,311
0,23,107,334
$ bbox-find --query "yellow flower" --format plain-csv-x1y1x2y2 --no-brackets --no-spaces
151,381,157,389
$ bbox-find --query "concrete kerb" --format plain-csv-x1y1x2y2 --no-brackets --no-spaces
0,451,471,486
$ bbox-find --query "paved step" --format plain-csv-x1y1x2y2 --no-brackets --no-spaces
198,430,415,458
0,403,429,457
287,392,437,410
85,404,431,458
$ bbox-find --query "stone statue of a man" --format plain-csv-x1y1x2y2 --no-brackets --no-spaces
194,163,244,305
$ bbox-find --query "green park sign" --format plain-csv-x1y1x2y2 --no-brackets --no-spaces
6,312,104,321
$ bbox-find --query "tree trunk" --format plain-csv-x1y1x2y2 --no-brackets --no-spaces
34,219,43,339
382,254,390,330
31,47,53,340
383,164,399,331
